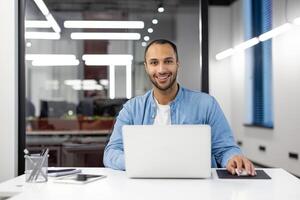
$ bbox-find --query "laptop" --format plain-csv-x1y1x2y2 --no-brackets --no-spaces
122,125,211,178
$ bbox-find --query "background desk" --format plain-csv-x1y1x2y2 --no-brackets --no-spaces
0,168,299,200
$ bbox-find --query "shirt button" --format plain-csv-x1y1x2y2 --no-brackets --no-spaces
152,114,155,118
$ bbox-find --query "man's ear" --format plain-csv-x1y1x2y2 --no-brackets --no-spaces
144,62,148,71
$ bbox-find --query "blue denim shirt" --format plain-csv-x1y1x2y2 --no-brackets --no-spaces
103,86,242,170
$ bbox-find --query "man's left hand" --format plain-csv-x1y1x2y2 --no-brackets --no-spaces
226,155,256,176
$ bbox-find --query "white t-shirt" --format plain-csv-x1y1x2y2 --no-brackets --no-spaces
153,98,171,125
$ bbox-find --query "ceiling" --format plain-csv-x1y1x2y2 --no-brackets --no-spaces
44,0,236,12
209,0,237,6
46,0,198,12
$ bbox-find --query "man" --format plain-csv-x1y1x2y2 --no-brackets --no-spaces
103,39,256,176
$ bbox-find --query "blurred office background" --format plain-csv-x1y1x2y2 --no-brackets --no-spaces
23,0,201,169
0,0,299,182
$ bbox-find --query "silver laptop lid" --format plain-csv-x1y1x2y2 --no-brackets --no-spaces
123,125,211,178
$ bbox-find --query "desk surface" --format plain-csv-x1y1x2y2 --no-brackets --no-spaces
0,168,299,200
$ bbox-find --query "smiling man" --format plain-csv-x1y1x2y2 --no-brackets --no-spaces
103,39,256,176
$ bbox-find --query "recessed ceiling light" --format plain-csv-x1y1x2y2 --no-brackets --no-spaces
26,42,32,47
142,42,147,47
157,2,165,13
144,36,150,41
147,28,153,33
152,19,158,25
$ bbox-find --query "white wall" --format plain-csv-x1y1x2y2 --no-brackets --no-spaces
0,0,18,182
209,0,300,176
176,7,201,91
209,6,232,124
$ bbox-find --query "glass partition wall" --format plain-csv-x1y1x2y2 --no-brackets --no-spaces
23,0,201,168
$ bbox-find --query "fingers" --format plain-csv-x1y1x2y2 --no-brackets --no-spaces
235,156,243,175
243,158,252,175
243,158,256,176
226,159,237,175
226,155,257,176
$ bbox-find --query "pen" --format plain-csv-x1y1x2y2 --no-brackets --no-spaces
34,148,49,181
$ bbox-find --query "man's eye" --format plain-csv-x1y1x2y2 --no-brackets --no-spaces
150,61,158,65
165,60,173,64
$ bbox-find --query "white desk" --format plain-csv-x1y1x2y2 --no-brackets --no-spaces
0,168,299,200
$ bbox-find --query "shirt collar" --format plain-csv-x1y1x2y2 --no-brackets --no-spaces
150,84,183,108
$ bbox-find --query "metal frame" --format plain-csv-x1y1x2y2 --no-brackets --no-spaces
201,0,209,93
18,0,26,175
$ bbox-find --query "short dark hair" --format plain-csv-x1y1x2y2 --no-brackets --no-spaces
144,39,178,62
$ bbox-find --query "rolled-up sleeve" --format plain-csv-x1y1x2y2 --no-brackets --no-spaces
103,103,132,170
208,97,242,167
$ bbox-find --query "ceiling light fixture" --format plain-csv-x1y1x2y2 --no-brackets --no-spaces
82,54,133,66
152,19,158,24
45,14,61,33
234,37,259,51
26,42,32,48
26,54,76,61
26,54,79,66
215,38,259,60
142,42,147,47
64,20,144,29
25,20,51,28
158,3,165,13
71,32,141,40
32,0,61,34
215,48,234,61
144,36,150,41
33,0,49,15
109,65,115,99
258,23,292,41
32,59,79,66
147,28,154,33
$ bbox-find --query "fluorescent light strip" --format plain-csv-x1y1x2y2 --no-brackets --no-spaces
294,17,300,25
33,0,49,15
71,33,141,40
65,80,104,91
83,55,133,98
25,20,51,28
82,80,97,86
215,38,259,60
126,64,132,99
215,48,234,60
46,14,61,33
25,32,60,40
64,80,81,86
234,37,259,51
259,23,292,41
82,54,133,65
109,65,115,99
26,54,76,61
64,20,144,29
215,22,297,60
32,59,79,66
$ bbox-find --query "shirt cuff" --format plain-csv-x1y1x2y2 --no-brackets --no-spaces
220,148,243,168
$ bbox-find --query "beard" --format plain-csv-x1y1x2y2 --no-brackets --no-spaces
148,71,177,91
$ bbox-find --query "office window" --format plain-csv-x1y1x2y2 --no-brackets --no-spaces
244,0,273,128
23,0,200,168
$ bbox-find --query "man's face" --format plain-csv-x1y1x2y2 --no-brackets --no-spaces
144,43,179,91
